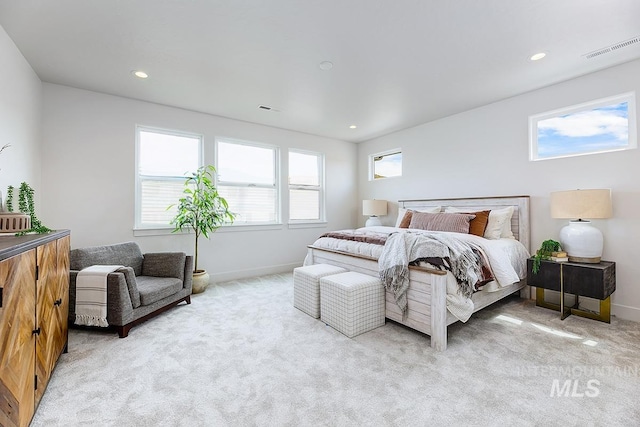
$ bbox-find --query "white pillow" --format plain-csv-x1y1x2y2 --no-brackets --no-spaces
497,206,515,239
395,206,441,227
444,205,514,239
485,208,510,240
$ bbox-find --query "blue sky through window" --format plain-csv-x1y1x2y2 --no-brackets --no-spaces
373,151,402,179
531,93,636,161
537,102,629,158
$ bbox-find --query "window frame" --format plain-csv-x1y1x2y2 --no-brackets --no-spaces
215,137,281,227
134,125,203,232
529,92,637,161
288,148,326,225
369,148,402,180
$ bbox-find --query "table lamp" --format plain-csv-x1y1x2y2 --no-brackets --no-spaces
362,199,387,227
550,189,612,263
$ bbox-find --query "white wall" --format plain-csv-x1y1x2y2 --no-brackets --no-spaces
358,58,640,322
41,83,357,280
0,25,42,204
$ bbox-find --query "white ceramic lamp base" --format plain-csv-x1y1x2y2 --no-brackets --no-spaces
365,216,382,227
559,220,603,263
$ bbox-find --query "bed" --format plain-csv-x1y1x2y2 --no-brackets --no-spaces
305,195,531,351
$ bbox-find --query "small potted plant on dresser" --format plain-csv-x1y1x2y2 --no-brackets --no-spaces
0,144,31,233
170,165,235,293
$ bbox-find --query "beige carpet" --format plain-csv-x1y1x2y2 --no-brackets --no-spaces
32,273,640,426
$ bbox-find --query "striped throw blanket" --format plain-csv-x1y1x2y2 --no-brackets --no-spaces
75,265,123,327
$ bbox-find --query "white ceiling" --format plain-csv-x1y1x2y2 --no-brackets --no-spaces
2,1,640,143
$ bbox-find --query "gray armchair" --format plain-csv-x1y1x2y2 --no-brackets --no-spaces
69,242,193,337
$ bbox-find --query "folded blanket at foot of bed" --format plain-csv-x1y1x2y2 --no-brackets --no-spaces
379,231,488,315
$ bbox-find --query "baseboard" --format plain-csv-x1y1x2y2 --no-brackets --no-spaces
210,262,301,283
611,303,640,322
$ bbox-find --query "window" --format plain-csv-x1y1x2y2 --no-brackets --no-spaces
370,149,402,180
135,126,202,228
289,150,324,222
216,139,279,225
529,92,637,161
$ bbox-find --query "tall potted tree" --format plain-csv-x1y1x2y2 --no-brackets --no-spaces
170,165,235,293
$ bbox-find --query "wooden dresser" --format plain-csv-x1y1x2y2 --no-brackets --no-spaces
0,230,70,427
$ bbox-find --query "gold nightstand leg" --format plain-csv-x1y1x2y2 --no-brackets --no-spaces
536,287,559,310
535,265,572,320
559,263,571,320
570,296,611,323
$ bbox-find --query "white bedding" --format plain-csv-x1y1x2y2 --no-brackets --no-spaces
306,226,530,321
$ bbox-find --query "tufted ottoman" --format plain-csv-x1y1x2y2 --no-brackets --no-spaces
293,264,347,318
320,271,385,338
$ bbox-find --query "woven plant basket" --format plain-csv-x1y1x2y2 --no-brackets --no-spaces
0,213,31,233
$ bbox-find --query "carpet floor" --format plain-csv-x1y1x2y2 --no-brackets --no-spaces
31,272,640,426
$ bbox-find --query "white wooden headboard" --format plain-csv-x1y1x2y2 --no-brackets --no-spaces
399,195,530,252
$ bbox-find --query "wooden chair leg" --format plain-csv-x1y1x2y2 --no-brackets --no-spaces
117,324,131,338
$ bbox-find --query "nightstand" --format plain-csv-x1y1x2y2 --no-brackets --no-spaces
526,258,616,323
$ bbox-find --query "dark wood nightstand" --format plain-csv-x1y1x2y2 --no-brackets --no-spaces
526,258,616,323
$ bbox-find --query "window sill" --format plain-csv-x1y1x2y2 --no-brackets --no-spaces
287,221,328,229
216,223,283,233
134,221,325,235
133,227,178,237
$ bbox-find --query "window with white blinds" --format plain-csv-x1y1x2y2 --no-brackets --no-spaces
135,127,202,228
289,150,324,222
216,139,279,225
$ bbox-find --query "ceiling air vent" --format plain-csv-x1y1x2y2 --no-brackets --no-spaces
258,104,280,112
584,35,640,59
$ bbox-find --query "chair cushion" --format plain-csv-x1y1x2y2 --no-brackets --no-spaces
136,276,184,306
70,242,144,276
142,252,186,279
116,266,141,308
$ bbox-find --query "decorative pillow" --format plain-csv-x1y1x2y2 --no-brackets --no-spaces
495,206,515,239
408,212,476,234
439,209,490,236
398,210,413,228
395,206,441,227
445,206,514,239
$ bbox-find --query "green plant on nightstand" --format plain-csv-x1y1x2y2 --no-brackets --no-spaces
532,239,562,274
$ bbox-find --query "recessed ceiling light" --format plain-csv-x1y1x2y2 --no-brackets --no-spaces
132,70,148,79
529,52,546,61
349,125,357,129
319,61,333,71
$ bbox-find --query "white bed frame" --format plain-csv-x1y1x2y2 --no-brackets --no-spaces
306,195,530,351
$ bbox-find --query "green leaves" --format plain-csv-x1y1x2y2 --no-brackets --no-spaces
169,165,235,271
6,186,13,212
532,239,561,274
8,182,52,235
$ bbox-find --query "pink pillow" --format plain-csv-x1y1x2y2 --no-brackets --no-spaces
408,212,476,234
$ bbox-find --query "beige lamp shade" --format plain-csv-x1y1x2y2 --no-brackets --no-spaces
362,199,388,217
551,189,612,263
550,189,612,219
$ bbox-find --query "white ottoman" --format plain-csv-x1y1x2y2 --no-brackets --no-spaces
293,264,347,318
320,271,385,338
